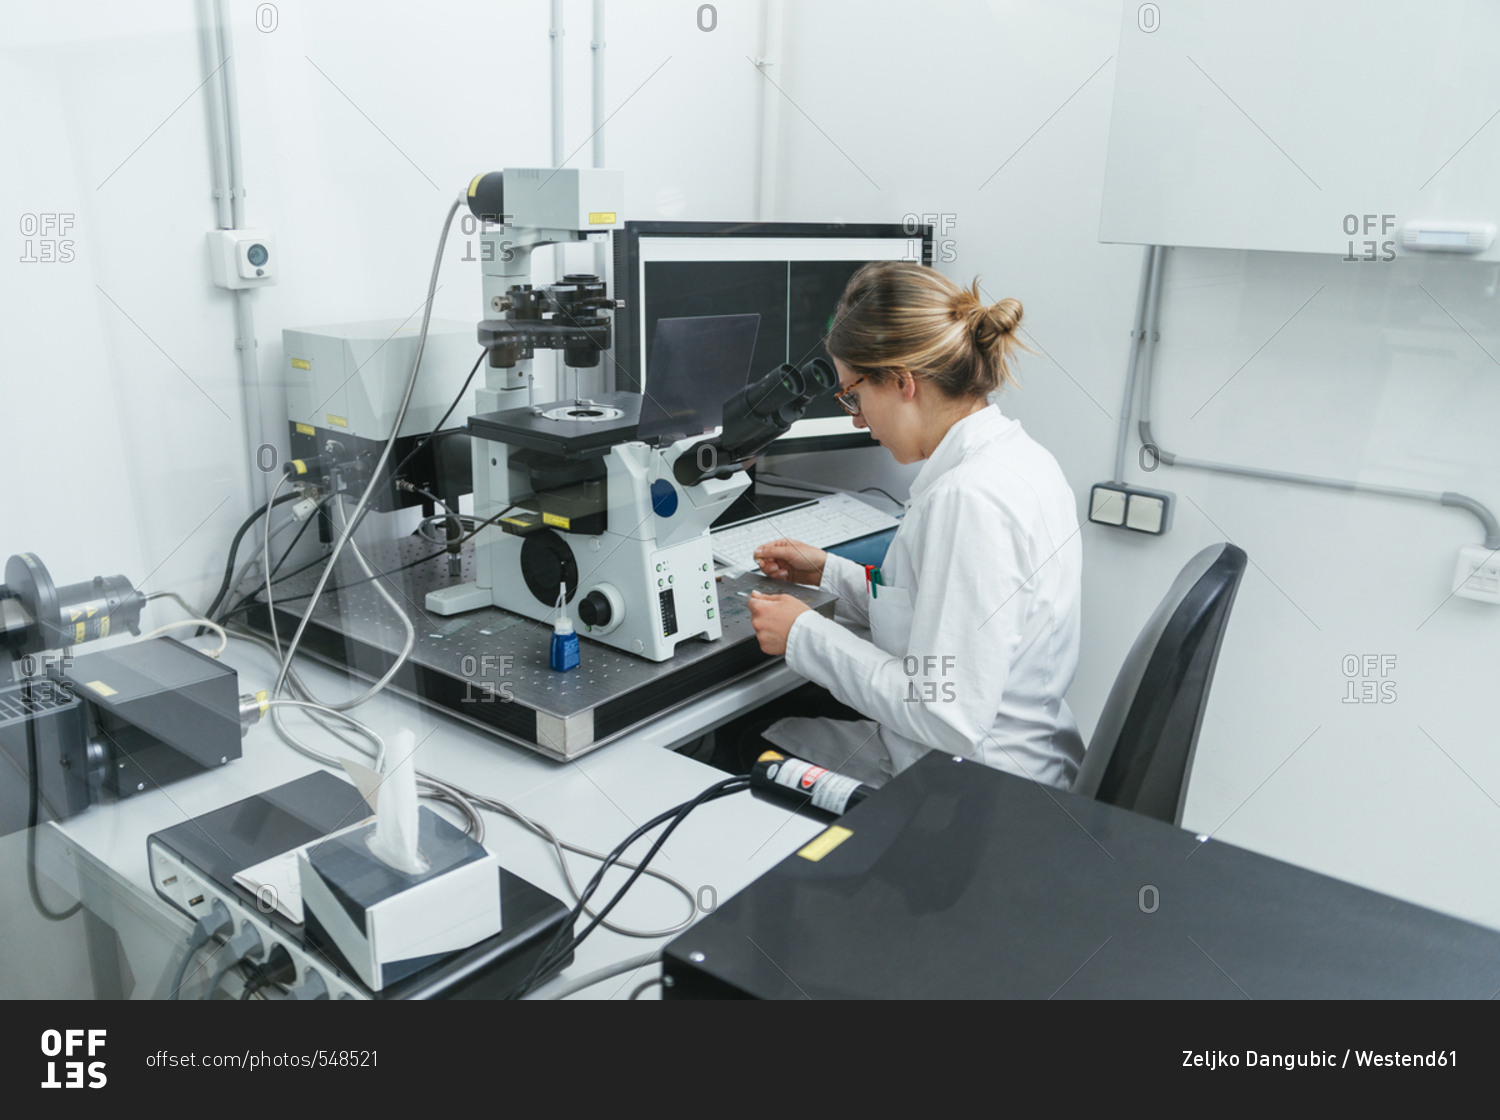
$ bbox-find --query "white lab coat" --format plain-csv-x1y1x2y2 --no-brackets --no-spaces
767,403,1085,789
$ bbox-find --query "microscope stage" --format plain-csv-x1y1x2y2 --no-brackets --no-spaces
468,392,643,459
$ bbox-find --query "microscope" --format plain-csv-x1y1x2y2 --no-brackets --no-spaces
424,169,836,660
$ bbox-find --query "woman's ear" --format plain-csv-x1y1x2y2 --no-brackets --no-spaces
895,367,918,401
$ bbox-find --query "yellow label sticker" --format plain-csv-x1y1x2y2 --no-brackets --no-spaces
798,826,853,862
256,689,269,714
86,607,97,618
69,609,81,622
468,174,484,198
542,512,571,529
99,617,109,638
85,680,117,697
295,422,315,436
588,211,617,225
500,516,530,526
292,460,307,475
75,622,85,642
326,414,348,428
290,358,311,370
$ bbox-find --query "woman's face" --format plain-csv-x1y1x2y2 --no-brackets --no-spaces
833,357,922,464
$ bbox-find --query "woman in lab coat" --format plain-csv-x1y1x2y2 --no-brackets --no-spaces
744,260,1085,790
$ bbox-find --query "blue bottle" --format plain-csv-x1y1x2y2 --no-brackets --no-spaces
550,613,580,671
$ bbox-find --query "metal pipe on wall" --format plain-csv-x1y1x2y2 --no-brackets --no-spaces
591,0,608,290
755,0,785,221
200,0,233,232
204,0,270,509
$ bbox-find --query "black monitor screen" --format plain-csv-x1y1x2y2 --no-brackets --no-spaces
614,222,934,452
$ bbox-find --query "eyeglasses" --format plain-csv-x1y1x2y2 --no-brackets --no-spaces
834,374,868,416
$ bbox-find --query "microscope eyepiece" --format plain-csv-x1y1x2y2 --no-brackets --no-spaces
673,357,836,487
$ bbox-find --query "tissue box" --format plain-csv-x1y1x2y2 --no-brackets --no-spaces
298,807,502,991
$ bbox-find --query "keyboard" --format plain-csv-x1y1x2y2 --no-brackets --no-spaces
710,491,902,574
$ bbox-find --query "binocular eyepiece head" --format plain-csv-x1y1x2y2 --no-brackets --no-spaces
673,357,837,488
738,357,837,432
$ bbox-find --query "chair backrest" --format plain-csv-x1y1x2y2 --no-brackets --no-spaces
1071,542,1247,826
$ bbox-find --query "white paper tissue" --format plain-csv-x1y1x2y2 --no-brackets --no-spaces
364,730,429,874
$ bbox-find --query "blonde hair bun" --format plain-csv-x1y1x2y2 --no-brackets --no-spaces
827,262,1030,398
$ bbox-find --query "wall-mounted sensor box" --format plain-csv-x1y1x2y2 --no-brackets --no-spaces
207,229,278,288
1089,483,1174,535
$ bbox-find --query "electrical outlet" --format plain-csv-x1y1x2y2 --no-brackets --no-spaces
1088,483,1174,535
1452,545,1500,605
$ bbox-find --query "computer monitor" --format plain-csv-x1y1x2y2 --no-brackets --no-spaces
612,221,936,455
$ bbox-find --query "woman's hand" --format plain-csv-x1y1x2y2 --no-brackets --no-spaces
747,591,812,656
753,538,827,586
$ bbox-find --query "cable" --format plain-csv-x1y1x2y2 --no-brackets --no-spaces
205,924,264,1000
144,589,205,618
628,975,664,1000
270,193,463,705
750,472,905,510
226,501,520,613
388,348,487,482
223,628,475,836
531,950,663,1001
508,776,749,1000
267,497,327,581
202,491,299,627
258,483,416,719
139,618,228,656
455,786,696,938
25,681,81,921
859,486,904,508
261,698,388,772
223,625,699,929
305,494,416,712
168,899,232,999
406,483,470,546
756,472,837,494
221,510,300,611
216,499,335,624
261,473,291,662
240,943,295,1000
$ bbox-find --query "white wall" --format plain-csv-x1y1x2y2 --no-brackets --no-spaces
4,1,1499,929
0,0,765,612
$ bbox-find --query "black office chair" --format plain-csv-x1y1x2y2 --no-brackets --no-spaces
1071,542,1247,826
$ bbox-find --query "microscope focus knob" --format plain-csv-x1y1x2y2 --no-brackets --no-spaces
578,590,612,628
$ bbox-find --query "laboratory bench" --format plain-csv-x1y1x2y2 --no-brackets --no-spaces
2,638,825,1001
